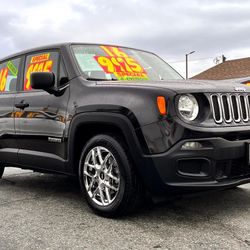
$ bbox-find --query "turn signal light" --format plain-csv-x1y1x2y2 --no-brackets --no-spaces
157,96,167,115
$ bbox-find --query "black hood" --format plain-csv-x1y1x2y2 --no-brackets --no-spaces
97,78,250,94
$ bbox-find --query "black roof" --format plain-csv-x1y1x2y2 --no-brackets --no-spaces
0,42,70,62
0,42,154,62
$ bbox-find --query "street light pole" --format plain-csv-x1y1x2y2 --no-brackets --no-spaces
185,51,195,79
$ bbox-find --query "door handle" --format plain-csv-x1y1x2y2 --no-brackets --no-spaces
15,100,29,109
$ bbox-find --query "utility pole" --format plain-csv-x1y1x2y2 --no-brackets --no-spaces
185,51,195,79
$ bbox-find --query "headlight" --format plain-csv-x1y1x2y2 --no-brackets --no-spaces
178,94,199,121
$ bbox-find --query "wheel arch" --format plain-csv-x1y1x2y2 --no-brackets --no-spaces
66,111,149,176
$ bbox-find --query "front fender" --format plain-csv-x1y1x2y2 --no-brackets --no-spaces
65,111,164,193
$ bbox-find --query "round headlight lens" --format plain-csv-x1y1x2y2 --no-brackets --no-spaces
178,94,199,121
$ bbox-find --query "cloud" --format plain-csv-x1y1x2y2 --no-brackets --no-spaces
0,0,250,77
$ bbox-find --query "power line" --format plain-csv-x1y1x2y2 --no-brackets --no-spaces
168,57,214,63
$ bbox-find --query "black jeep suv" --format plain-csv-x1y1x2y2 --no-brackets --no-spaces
0,43,250,217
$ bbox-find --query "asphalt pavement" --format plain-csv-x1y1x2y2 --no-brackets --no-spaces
0,167,250,250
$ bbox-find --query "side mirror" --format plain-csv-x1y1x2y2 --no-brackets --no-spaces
31,72,55,90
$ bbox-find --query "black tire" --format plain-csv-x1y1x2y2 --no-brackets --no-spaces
79,134,142,217
0,166,5,179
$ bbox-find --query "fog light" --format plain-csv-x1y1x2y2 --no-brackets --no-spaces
181,141,202,150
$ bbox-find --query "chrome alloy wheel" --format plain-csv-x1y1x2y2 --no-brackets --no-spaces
83,146,121,206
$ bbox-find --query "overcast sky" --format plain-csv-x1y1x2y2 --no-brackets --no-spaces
1,0,250,77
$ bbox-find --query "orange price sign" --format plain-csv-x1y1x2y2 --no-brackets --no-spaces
0,68,8,92
95,46,149,80
25,53,53,91
31,53,50,63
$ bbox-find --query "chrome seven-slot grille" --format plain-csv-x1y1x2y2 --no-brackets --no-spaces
210,93,250,124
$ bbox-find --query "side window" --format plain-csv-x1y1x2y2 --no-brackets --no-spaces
24,51,59,91
0,58,21,92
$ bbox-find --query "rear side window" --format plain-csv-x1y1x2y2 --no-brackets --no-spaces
24,51,59,91
0,58,21,92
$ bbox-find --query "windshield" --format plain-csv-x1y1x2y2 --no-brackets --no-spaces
71,45,183,81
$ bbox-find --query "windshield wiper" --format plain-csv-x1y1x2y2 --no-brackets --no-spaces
86,77,117,81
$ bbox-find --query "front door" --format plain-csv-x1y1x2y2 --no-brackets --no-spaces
14,50,69,172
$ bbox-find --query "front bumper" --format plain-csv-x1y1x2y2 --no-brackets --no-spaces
145,137,250,194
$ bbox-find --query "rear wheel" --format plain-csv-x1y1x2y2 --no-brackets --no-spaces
79,134,142,217
0,166,5,179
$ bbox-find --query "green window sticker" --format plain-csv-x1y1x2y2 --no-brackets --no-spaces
75,54,103,72
7,61,18,76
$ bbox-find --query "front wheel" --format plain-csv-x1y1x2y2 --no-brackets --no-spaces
79,134,142,217
0,166,5,179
